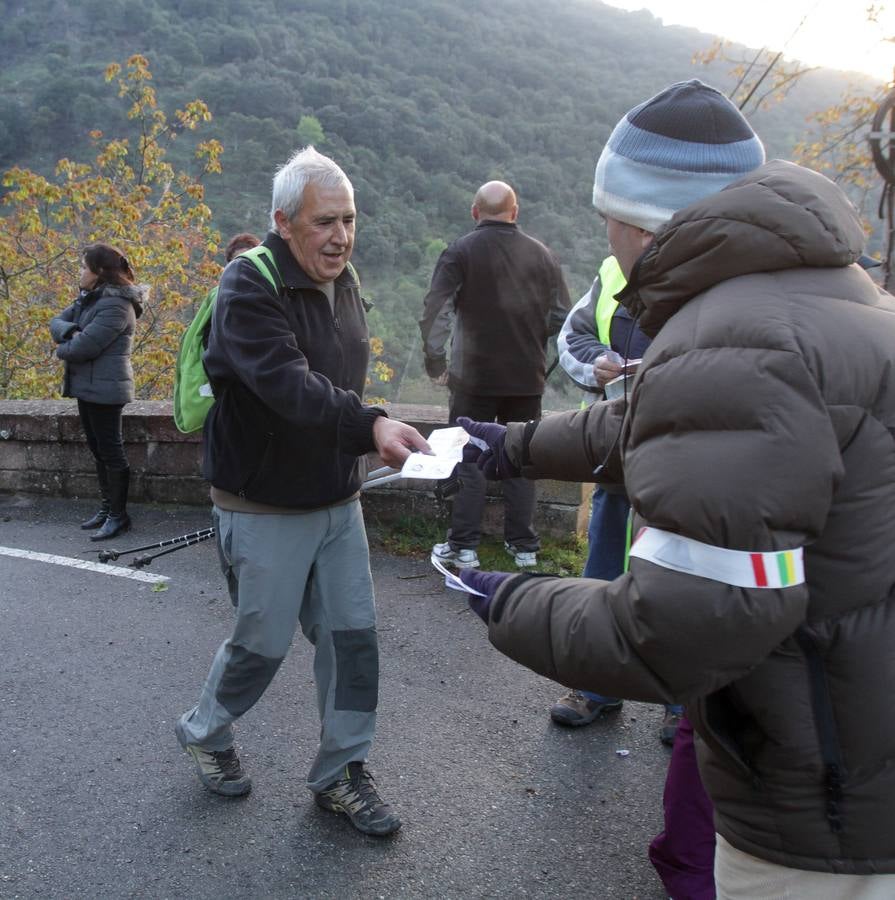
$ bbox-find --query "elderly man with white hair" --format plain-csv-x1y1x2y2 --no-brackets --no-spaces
176,146,429,837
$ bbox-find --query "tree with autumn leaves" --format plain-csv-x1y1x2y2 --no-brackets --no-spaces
0,54,395,403
0,55,223,400
694,6,890,227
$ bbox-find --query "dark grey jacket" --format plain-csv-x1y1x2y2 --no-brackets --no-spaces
419,220,570,396
50,283,146,404
492,161,895,873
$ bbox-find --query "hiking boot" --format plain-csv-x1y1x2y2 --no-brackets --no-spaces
316,762,401,836
175,719,252,797
549,689,623,727
505,542,537,568
431,541,479,569
660,708,683,746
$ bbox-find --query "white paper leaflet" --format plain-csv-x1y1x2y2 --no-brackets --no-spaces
430,556,486,596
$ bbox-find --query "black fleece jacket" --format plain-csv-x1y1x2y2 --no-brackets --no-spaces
202,232,384,508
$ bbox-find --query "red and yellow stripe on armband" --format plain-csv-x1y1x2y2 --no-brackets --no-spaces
629,527,805,589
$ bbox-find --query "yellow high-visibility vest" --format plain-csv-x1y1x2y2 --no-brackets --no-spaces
594,255,627,346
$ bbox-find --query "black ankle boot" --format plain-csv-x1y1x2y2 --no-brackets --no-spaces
91,468,131,542
91,511,131,541
80,505,110,529
81,461,110,529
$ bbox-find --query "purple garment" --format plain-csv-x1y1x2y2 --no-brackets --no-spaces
648,715,716,900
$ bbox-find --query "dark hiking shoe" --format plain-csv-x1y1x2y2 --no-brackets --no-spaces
315,762,401,836
175,719,251,797
549,689,623,727
660,709,683,747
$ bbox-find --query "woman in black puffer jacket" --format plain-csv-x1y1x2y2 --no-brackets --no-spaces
50,243,147,540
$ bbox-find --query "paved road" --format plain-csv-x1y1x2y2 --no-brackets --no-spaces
1,494,670,899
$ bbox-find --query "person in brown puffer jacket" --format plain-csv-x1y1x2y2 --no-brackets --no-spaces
458,81,895,898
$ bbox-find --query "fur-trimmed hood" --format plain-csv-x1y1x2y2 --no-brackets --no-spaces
97,282,148,318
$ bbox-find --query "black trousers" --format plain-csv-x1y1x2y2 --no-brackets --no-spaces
77,399,128,471
447,392,541,551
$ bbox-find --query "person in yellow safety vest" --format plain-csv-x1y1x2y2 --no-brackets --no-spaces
551,254,684,741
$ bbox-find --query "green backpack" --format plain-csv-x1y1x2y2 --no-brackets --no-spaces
173,245,283,433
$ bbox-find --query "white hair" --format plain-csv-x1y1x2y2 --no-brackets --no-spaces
269,146,354,229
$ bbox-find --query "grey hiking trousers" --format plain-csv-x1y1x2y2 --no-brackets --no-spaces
177,500,379,793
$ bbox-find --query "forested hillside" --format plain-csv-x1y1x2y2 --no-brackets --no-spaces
0,0,875,402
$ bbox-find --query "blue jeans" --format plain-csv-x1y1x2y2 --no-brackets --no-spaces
581,488,683,716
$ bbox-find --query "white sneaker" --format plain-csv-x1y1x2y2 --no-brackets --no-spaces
505,542,537,568
431,541,480,569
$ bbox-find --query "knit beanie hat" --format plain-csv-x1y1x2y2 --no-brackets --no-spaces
592,80,766,233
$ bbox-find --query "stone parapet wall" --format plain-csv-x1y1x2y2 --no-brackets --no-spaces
0,400,585,537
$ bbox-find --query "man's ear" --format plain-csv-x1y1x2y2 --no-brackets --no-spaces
638,228,655,250
471,204,480,223
273,209,290,237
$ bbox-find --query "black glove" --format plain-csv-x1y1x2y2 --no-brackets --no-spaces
457,416,520,480
459,568,512,622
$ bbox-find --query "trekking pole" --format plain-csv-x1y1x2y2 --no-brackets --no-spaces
361,470,403,488
131,528,216,568
126,467,409,565
96,463,416,566
96,527,215,563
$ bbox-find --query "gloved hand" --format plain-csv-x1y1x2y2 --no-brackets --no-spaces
457,416,520,480
459,568,512,622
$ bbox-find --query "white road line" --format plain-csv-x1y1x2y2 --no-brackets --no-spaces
0,545,170,584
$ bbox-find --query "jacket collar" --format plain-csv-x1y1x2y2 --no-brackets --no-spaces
474,219,518,232
84,282,147,316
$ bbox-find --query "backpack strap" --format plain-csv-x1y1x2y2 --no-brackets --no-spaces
239,245,284,294
240,246,360,298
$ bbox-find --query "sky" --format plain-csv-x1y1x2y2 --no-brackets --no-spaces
603,0,894,82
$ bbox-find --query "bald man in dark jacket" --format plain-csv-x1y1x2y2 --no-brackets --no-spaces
420,181,570,569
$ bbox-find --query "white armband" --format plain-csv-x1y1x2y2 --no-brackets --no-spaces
629,527,805,589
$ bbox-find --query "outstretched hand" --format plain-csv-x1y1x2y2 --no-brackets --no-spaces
457,416,520,480
459,568,513,622
373,417,432,468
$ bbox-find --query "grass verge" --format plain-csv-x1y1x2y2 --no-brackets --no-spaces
368,514,587,576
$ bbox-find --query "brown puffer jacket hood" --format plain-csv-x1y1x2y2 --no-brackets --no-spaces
491,160,895,874
623,158,867,336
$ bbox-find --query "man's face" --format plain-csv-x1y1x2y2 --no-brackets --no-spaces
605,216,654,279
276,182,355,283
